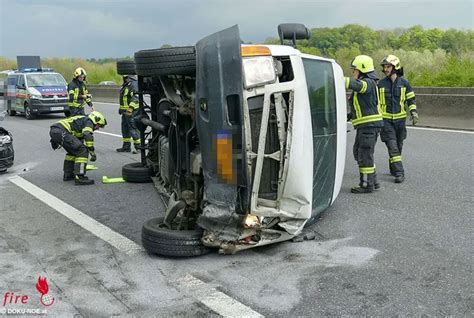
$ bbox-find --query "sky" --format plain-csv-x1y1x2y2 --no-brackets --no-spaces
0,0,473,59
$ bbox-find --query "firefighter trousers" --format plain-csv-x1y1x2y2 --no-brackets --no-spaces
69,106,85,116
380,120,407,177
353,127,380,188
49,126,89,177
120,113,141,148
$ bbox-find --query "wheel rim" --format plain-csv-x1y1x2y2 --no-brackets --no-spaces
25,106,30,118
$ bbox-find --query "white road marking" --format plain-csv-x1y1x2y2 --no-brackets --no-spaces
8,176,263,317
177,274,264,318
8,175,143,255
94,101,119,106
95,130,122,138
407,126,474,134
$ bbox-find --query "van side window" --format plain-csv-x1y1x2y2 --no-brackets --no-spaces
18,75,25,88
301,58,337,135
7,75,18,86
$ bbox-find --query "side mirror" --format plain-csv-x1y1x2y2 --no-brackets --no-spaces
277,23,311,47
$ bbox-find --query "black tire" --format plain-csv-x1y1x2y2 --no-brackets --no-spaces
7,105,16,116
142,217,210,257
64,110,71,117
116,60,136,75
134,46,196,77
122,162,152,183
24,103,35,120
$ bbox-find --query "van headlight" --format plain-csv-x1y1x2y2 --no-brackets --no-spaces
242,56,276,89
30,93,42,99
0,134,12,145
28,88,42,99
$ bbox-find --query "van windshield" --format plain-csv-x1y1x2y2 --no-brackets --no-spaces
26,74,67,87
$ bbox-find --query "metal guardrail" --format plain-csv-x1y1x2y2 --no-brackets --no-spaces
90,85,474,130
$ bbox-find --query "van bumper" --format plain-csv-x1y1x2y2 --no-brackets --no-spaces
29,98,69,114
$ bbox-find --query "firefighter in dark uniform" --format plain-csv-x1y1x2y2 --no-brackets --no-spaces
67,67,93,116
116,75,140,153
345,55,384,193
49,111,107,185
378,55,419,183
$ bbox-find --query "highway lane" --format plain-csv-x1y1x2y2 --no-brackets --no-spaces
0,102,472,316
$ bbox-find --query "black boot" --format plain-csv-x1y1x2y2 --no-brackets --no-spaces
63,174,75,181
351,173,374,194
394,174,405,183
351,185,374,193
63,159,75,181
374,172,380,190
116,142,131,152
74,175,95,185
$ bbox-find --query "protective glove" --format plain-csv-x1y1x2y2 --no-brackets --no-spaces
89,152,97,162
347,112,352,122
50,139,60,150
126,107,133,116
85,94,93,108
411,111,419,126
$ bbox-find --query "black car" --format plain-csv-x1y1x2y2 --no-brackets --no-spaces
0,127,14,172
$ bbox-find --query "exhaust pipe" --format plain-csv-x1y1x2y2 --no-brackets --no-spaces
140,117,167,134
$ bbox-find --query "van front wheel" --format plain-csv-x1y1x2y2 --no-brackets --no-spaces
24,103,35,120
142,217,211,257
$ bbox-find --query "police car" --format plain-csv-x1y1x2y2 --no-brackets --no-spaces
1,68,69,119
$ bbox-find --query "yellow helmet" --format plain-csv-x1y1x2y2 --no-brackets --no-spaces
381,55,401,70
88,111,107,127
350,55,375,73
74,67,87,78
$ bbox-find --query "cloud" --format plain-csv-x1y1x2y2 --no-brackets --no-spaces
1,0,472,58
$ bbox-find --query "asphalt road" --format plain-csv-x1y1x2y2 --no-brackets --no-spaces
0,102,472,317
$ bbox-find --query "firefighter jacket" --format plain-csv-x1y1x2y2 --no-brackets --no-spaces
119,79,139,113
53,116,95,150
345,76,383,129
377,76,417,121
67,79,90,108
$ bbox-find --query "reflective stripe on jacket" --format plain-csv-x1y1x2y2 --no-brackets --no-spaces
119,79,139,111
67,79,89,108
345,77,383,128
55,115,95,148
377,76,416,120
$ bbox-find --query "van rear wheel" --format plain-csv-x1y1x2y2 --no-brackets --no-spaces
116,60,136,75
134,46,196,77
